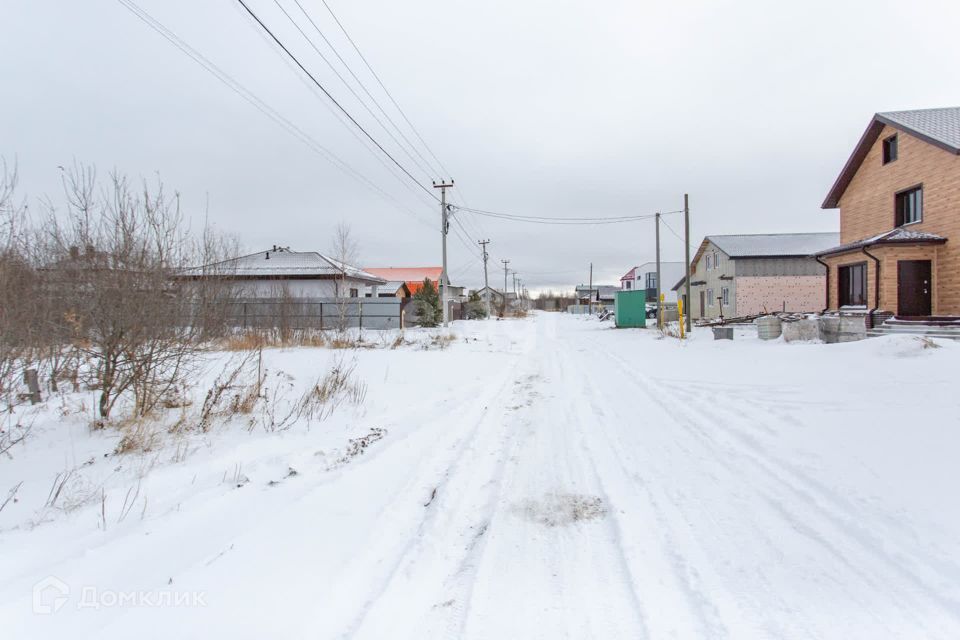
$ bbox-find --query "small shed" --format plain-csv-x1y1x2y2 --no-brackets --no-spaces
615,290,647,328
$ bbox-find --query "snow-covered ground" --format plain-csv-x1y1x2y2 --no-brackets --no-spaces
2,312,960,639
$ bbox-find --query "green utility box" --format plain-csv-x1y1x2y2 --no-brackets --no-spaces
615,290,647,328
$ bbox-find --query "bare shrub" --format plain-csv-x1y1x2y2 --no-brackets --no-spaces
26,162,238,420
296,355,367,425
0,411,34,459
197,351,262,432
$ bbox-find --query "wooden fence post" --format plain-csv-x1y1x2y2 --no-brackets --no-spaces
24,369,41,405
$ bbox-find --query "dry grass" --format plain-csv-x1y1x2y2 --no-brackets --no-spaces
219,329,328,351
114,420,162,454
422,333,457,351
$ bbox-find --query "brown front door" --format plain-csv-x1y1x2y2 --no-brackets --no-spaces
699,291,705,317
897,260,932,317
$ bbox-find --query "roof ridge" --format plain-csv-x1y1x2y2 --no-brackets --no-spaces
707,231,837,238
878,106,960,116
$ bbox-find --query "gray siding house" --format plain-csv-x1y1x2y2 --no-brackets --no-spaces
672,233,839,320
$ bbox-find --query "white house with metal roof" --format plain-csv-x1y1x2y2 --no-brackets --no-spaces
181,246,386,298
672,232,839,320
620,262,686,302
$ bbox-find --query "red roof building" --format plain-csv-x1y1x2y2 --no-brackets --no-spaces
365,267,443,294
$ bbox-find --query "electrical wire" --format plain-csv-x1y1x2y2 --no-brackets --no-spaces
291,0,443,179
456,206,684,225
660,215,687,244
270,0,435,182
234,0,438,201
319,0,453,179
114,0,433,229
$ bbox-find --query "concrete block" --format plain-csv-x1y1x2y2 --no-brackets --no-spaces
782,319,820,342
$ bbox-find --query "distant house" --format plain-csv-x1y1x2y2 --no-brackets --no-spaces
365,266,466,301
364,281,410,299
476,286,505,305
671,233,839,320
817,107,960,320
180,246,385,298
619,262,686,301
575,284,619,306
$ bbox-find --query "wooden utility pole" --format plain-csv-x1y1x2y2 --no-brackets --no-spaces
501,259,510,316
684,193,692,334
433,179,454,327
588,262,593,315
655,211,662,329
479,239,491,317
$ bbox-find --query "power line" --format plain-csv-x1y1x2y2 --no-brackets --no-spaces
660,215,686,243
456,206,684,225
114,0,432,228
319,0,453,179
292,0,442,179
271,0,436,182
234,0,437,201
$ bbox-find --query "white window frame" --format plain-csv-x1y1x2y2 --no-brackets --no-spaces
706,255,712,271
706,288,714,306
721,286,729,306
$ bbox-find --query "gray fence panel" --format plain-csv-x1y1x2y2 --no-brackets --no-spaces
223,297,402,331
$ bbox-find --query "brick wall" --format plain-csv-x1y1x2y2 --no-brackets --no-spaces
735,275,826,315
822,244,940,313
836,124,960,314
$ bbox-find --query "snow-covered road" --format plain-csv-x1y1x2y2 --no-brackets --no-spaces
4,312,960,639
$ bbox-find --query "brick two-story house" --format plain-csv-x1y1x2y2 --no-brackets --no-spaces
817,107,960,320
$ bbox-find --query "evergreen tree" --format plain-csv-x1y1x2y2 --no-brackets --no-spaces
413,278,442,327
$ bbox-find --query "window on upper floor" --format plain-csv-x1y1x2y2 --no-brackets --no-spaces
645,272,657,290
895,186,922,226
882,134,898,165
624,280,632,290
713,251,720,269
705,254,712,271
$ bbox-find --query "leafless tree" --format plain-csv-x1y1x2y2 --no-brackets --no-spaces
35,164,235,419
329,222,358,335
0,161,37,398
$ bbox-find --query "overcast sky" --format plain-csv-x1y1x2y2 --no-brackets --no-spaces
3,0,960,291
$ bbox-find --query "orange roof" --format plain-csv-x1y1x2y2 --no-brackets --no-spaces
365,267,442,294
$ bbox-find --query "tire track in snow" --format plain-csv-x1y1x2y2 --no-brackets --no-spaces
651,375,960,620
331,330,542,638
595,343,960,636
456,314,650,639
561,350,732,639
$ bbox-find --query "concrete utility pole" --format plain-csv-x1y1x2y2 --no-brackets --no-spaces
588,262,593,315
655,211,662,329
433,179,454,327
501,259,510,315
478,239,491,317
684,193,692,334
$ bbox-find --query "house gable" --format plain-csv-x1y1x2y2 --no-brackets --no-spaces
823,108,960,210
828,122,960,245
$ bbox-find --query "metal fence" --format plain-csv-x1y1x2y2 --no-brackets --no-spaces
225,297,404,331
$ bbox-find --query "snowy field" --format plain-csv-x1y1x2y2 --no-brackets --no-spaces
2,311,960,639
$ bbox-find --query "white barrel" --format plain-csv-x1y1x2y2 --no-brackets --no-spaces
756,315,782,340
